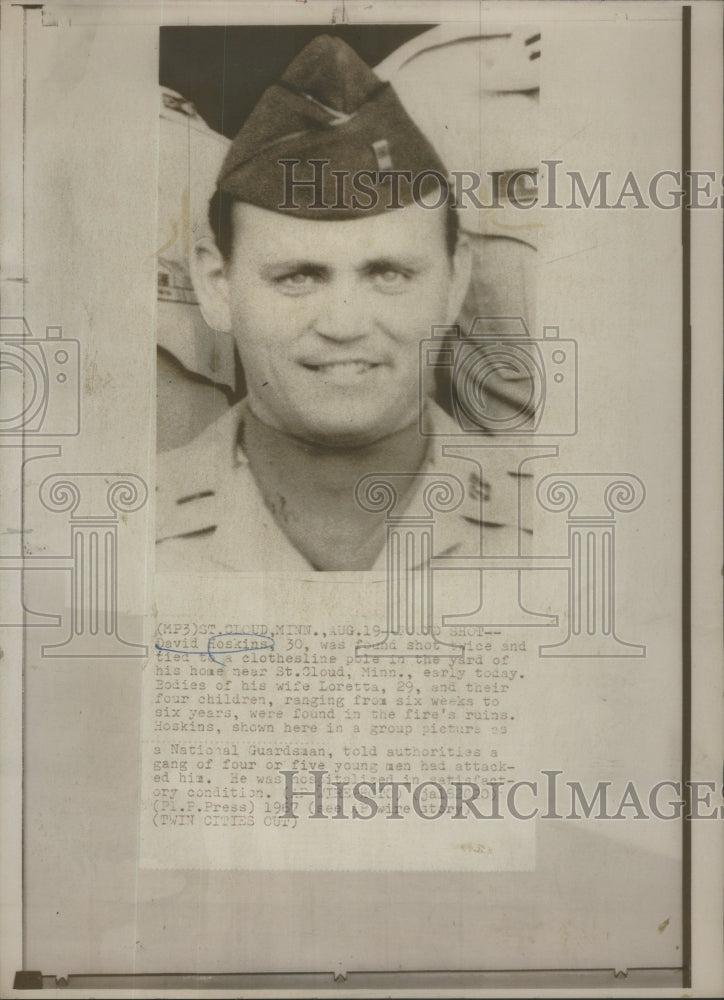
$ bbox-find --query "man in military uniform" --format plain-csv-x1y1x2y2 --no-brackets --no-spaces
156,35,526,572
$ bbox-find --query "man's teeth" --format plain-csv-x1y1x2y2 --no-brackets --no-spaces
307,361,376,373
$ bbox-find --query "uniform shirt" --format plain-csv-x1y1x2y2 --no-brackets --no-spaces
156,400,530,572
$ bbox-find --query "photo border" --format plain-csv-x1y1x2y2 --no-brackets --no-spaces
1,1,721,994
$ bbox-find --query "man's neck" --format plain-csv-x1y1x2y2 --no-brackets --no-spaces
240,407,429,570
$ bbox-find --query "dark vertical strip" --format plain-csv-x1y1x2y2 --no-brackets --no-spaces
220,27,228,150
681,4,692,990
21,7,27,972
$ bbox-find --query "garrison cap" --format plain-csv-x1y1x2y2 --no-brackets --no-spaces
216,34,449,217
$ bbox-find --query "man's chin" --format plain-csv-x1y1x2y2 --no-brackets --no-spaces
248,394,419,449
294,426,389,450
288,414,415,450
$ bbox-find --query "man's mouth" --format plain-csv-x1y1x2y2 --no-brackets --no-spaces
301,360,380,375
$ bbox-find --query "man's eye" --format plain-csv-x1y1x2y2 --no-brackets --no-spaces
369,266,412,291
276,272,315,289
274,270,322,295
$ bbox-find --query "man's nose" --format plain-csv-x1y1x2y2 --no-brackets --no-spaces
313,285,369,341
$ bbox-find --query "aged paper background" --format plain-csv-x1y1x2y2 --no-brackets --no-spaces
0,0,722,994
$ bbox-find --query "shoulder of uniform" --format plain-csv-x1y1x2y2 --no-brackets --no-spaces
156,402,246,541
422,404,533,534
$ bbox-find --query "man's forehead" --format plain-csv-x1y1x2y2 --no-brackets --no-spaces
231,200,448,258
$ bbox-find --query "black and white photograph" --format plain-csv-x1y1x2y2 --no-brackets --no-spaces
154,25,542,573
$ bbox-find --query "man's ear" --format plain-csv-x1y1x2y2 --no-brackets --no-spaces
190,237,232,332
445,233,472,324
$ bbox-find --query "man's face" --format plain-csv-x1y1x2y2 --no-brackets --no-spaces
198,200,469,447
